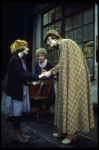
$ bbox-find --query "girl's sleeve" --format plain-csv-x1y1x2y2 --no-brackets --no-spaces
12,59,39,81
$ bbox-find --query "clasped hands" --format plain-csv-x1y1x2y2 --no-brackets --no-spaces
32,71,51,86
39,71,51,79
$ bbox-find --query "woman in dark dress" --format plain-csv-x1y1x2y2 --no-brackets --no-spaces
33,48,56,110
1,40,44,143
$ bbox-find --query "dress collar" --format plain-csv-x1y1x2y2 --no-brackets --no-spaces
38,59,47,68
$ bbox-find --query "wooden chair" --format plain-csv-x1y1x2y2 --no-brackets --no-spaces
29,80,54,121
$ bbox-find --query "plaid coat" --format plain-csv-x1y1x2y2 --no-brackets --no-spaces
51,39,94,134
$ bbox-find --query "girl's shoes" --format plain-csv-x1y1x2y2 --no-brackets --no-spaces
19,128,30,139
62,134,77,144
12,130,29,143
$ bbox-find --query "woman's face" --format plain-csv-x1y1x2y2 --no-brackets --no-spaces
38,53,45,63
23,46,29,55
47,36,57,47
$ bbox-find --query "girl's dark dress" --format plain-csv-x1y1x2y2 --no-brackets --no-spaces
34,59,55,110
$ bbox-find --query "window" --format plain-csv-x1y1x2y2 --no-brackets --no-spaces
42,4,95,78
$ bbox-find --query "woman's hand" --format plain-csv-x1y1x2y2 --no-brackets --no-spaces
39,73,46,78
39,70,51,79
44,71,51,78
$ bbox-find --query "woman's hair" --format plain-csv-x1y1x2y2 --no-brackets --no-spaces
48,35,59,40
36,48,48,58
10,39,28,55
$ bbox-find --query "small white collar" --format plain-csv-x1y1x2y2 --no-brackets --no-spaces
38,59,47,68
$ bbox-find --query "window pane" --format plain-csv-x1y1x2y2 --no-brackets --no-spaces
65,4,74,16
43,26,48,40
74,12,82,28
43,13,48,25
83,24,93,42
65,16,73,31
65,30,73,40
48,9,55,23
55,21,61,34
48,24,54,30
74,27,82,43
83,8,93,25
86,58,93,76
77,43,83,50
55,6,61,20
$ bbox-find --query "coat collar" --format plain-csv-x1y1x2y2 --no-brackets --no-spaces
56,39,63,50
56,39,63,57
57,39,63,46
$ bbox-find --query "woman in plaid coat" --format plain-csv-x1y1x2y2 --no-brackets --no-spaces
43,30,94,144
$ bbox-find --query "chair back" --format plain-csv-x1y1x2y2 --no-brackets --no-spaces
36,80,54,98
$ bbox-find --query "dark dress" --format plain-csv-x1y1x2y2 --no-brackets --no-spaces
34,59,55,109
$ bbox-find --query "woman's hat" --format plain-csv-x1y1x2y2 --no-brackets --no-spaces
43,30,62,44
10,39,28,55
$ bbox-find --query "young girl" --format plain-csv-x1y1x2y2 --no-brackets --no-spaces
1,39,44,143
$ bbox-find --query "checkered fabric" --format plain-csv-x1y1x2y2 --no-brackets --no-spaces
51,39,95,134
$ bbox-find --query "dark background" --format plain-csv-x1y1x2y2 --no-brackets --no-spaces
1,2,38,82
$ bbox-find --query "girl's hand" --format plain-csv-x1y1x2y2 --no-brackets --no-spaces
32,82,38,86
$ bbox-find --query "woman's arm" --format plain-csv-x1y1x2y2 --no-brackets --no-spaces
50,61,60,76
